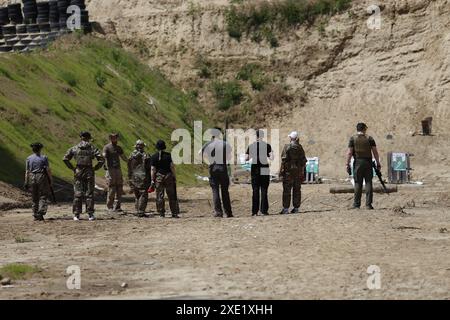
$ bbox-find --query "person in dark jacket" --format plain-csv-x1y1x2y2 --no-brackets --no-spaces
150,140,180,218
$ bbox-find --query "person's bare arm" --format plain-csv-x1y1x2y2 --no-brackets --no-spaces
372,147,381,169
151,166,156,183
346,147,353,166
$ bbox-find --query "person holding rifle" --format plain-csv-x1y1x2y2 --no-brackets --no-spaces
25,142,53,221
346,123,381,210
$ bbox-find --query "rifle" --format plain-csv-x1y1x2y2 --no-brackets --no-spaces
44,168,57,203
372,161,389,194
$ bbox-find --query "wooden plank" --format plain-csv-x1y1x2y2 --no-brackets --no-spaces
330,185,398,194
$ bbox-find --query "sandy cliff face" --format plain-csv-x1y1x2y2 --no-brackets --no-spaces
1,0,449,180
87,0,450,181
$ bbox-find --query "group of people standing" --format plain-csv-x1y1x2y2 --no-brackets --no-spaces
26,131,179,221
24,122,380,221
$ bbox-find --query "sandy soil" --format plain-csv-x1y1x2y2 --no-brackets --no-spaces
0,181,449,300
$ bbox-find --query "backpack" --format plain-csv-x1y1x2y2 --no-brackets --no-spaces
285,143,304,170
74,142,94,167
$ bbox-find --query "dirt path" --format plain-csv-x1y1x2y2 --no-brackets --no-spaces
0,182,449,300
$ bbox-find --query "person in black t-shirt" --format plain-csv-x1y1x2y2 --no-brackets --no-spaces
150,140,179,218
245,130,273,216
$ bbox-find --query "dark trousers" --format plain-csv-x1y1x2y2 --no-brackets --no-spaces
282,178,301,209
353,159,373,207
209,172,232,216
251,174,270,214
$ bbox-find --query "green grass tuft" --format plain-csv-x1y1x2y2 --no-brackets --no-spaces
212,80,243,111
14,236,33,243
226,0,352,42
0,263,41,280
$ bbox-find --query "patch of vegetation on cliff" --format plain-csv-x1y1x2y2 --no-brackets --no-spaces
225,0,352,42
0,35,208,186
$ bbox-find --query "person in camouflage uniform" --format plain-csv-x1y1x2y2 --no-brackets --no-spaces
25,142,52,221
279,131,307,214
150,140,180,218
127,140,150,217
63,131,105,221
103,133,127,213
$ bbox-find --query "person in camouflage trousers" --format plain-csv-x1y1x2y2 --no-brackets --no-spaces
25,142,52,221
127,140,151,217
103,133,128,213
63,131,105,221
150,140,180,218
279,131,307,215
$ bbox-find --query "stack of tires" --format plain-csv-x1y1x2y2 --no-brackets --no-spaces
0,0,93,53
19,22,33,46
57,0,70,31
7,3,23,25
37,1,51,45
0,7,9,25
22,0,38,24
49,1,60,31
37,2,50,24
2,24,17,52
0,23,14,53
16,24,28,37
13,24,28,51
26,23,41,50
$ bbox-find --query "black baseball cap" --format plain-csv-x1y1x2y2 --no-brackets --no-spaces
156,140,166,151
30,142,44,150
356,123,368,131
80,131,92,139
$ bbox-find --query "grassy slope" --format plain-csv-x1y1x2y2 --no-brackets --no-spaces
0,34,208,186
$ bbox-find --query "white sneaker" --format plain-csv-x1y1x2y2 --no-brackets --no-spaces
88,215,96,221
73,216,80,221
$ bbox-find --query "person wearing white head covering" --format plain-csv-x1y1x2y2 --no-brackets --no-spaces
279,131,307,214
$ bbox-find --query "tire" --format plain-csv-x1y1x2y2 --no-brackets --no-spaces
2,26,16,35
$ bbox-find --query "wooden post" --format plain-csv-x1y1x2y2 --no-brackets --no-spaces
330,185,398,194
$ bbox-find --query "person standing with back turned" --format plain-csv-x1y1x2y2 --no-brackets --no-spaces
279,131,307,215
25,142,52,221
150,140,180,218
346,123,381,210
63,131,105,221
246,129,273,216
201,128,233,218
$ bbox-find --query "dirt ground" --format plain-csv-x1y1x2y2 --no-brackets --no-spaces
0,181,449,300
